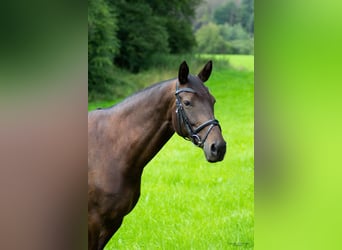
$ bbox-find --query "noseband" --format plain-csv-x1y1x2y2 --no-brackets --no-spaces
175,81,221,147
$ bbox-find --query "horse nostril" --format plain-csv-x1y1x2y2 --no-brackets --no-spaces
210,141,226,159
211,143,217,154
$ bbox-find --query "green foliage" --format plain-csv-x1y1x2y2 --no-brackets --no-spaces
165,19,197,54
88,0,119,92
88,0,202,99
214,1,241,26
196,22,228,54
110,0,199,72
230,38,254,54
88,0,119,94
196,22,253,54
88,0,254,100
240,0,254,34
113,1,170,72
213,0,254,34
221,23,250,40
195,0,254,55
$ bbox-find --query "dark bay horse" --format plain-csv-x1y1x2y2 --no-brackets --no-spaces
88,61,226,249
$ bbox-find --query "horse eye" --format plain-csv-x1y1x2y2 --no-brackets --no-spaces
183,100,191,106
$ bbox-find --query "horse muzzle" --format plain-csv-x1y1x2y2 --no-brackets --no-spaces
204,139,226,162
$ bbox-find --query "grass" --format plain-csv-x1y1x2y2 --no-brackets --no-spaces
88,55,254,249
199,54,254,72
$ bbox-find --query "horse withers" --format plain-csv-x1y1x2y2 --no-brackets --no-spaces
88,60,226,249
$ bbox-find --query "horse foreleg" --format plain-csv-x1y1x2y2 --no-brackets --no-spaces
88,215,124,250
96,217,123,250
88,213,101,250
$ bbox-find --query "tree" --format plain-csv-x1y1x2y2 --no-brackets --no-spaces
108,0,201,71
88,0,119,93
195,22,253,55
240,0,254,34
195,22,228,54
214,1,241,26
145,0,200,53
113,1,170,72
165,19,197,54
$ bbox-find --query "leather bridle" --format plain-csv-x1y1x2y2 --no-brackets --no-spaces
175,81,221,148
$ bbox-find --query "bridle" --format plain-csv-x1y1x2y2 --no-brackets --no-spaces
175,81,221,147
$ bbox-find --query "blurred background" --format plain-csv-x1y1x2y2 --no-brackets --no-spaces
88,0,254,102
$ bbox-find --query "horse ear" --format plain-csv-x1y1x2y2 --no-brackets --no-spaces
178,61,189,85
198,60,212,82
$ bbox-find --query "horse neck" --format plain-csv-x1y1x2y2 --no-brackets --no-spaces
113,79,176,172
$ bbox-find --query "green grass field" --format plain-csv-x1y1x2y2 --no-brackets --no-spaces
89,55,254,249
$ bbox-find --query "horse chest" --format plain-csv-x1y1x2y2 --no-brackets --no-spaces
118,185,141,215
101,181,141,220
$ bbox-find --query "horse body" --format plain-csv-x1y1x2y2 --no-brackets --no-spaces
88,81,175,249
88,61,226,249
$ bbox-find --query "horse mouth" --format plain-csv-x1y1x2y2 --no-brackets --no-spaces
204,141,226,163
206,153,226,163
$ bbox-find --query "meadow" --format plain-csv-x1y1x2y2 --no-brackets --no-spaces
88,55,254,249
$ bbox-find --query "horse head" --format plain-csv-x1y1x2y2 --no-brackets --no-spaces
172,60,226,162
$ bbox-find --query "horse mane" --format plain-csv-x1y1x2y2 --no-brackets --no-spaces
97,78,176,111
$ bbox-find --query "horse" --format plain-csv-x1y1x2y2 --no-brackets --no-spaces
88,60,226,249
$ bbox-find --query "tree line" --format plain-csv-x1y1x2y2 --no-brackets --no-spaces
195,0,254,54
88,0,201,94
88,0,254,96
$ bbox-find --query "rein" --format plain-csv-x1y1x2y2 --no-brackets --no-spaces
175,81,221,147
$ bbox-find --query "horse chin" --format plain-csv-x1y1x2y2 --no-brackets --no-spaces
204,153,224,163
